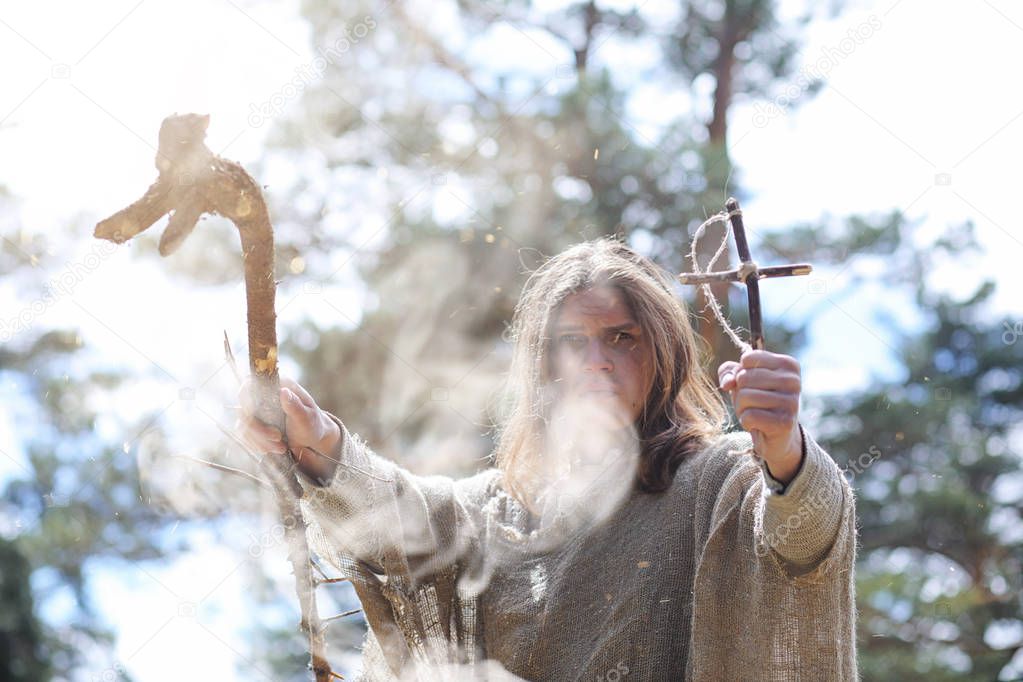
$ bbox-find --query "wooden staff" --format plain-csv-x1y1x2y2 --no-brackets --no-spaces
95,114,339,681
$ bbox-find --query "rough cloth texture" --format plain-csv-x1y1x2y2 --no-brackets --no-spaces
298,416,858,681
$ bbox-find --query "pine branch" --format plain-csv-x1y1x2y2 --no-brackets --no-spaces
168,454,273,491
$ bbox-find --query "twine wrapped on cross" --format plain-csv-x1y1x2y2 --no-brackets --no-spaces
680,197,812,353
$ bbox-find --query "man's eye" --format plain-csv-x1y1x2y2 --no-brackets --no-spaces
610,331,634,345
559,334,586,347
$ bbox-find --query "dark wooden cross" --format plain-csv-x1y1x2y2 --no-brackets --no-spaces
678,197,813,350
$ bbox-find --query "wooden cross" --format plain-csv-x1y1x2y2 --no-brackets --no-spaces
679,198,812,350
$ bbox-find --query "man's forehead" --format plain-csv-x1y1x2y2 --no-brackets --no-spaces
555,287,636,324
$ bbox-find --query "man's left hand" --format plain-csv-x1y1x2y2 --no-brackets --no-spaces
718,350,804,485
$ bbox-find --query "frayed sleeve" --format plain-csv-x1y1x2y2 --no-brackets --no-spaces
293,412,498,678
295,411,494,583
292,411,499,678
687,431,859,681
760,425,848,574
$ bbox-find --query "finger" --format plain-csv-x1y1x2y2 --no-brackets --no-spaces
241,414,283,443
718,360,740,381
737,407,796,435
739,350,799,373
734,388,798,417
718,361,740,390
280,387,312,416
251,440,287,456
733,368,801,393
280,377,317,409
234,422,286,456
243,434,287,456
718,360,740,378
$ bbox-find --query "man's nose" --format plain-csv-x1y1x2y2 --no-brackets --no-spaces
582,338,613,372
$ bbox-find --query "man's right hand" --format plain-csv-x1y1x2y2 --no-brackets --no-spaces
234,376,342,483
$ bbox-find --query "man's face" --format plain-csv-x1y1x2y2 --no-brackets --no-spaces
549,286,654,430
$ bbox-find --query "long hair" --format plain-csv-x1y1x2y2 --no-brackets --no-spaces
494,238,728,507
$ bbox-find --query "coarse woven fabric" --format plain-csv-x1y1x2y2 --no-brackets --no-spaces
297,414,858,682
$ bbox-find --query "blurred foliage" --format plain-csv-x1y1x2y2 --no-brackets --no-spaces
0,324,174,678
1,0,1020,680
776,213,1023,679
0,536,50,681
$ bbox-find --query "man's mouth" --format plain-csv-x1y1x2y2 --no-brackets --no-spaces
580,382,617,394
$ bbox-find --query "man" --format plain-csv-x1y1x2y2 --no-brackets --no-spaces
238,238,857,681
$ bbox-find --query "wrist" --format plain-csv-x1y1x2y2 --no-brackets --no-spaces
765,426,805,485
289,414,342,485
317,414,342,456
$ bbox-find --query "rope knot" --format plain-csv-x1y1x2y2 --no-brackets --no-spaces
687,212,753,354
736,261,759,283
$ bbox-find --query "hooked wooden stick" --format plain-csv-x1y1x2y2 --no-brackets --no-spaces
95,113,338,681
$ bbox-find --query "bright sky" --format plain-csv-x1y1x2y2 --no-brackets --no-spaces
2,0,1022,679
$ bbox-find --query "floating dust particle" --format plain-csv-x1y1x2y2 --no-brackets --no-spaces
895,432,904,441
495,287,502,293
485,234,495,244
594,148,599,160
289,256,305,274
637,561,650,569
